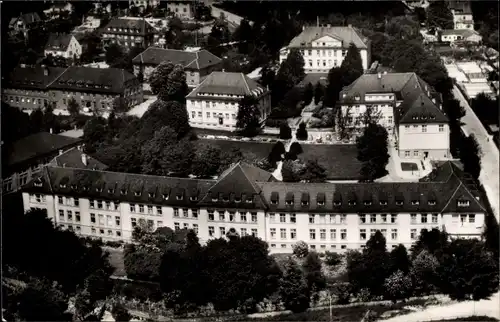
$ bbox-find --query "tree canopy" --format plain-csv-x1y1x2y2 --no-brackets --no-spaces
149,62,189,103
236,95,261,137
356,123,389,181
426,1,454,30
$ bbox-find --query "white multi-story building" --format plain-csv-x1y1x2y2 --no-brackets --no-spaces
185,72,271,131
449,0,474,30
166,0,194,19
44,33,82,59
22,161,486,253
339,72,451,160
279,25,371,74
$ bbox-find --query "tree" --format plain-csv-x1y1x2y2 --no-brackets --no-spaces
82,117,108,154
279,122,292,140
303,252,326,303
296,122,308,141
105,43,125,66
282,159,305,183
360,106,382,128
410,250,440,296
314,82,324,105
356,123,389,181
300,160,327,183
389,244,411,274
303,82,314,105
149,62,188,103
111,303,131,322
384,270,413,304
292,241,309,258
442,98,465,123
287,142,303,160
112,96,128,113
233,18,253,54
236,95,261,137
279,258,310,313
336,105,353,140
67,97,80,117
141,100,191,139
426,1,454,30
325,251,342,268
193,3,212,21
191,145,223,178
275,49,305,103
385,16,420,40
268,141,286,167
482,214,500,258
460,134,482,180
437,239,499,301
324,67,344,107
410,228,450,260
340,43,364,86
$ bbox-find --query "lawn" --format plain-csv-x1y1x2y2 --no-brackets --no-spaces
194,128,279,139
197,140,362,180
401,162,419,172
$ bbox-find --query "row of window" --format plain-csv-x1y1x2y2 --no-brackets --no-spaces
173,208,197,218
208,226,258,238
89,199,119,211
58,196,80,207
299,49,346,57
131,217,162,231
207,210,258,223
309,228,348,240
190,111,236,120
174,222,197,233
130,203,163,215
307,59,340,68
90,227,122,237
6,96,47,106
404,124,445,133
89,213,121,227
58,210,81,222
105,27,143,34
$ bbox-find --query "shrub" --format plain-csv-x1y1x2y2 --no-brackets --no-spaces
383,270,413,303
296,122,308,140
289,142,303,156
279,123,292,140
325,251,343,268
333,282,352,304
357,288,373,302
265,118,286,128
292,241,309,258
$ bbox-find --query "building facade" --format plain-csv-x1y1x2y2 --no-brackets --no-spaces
166,0,194,19
339,72,450,159
279,25,371,74
185,72,271,130
22,161,487,253
440,29,482,44
132,47,222,87
102,18,155,49
44,33,83,59
2,66,143,112
449,0,474,30
8,12,42,36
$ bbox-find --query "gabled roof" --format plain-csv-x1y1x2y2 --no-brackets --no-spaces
132,47,222,70
4,66,67,90
49,147,108,171
9,12,41,27
448,0,472,14
441,29,481,38
287,26,369,49
7,133,82,167
398,92,449,124
48,66,137,94
45,33,74,51
186,72,268,98
103,18,151,34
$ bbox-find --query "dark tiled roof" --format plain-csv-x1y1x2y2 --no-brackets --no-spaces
398,93,449,124
187,72,268,98
24,161,485,214
4,66,67,90
288,26,368,49
448,1,472,14
48,67,137,94
103,18,151,34
9,12,41,27
132,47,222,70
8,133,82,167
49,147,108,171
45,33,73,51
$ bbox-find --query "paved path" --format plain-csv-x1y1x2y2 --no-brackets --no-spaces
453,85,499,222
381,292,500,322
127,96,157,118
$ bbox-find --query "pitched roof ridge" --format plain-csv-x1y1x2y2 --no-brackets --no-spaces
46,66,70,88
241,72,251,94
440,181,462,212
195,51,200,69
237,162,263,194
45,166,54,194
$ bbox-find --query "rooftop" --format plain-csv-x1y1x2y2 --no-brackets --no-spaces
132,47,222,70
287,26,369,49
45,33,74,52
186,72,268,98
4,66,67,90
49,147,108,171
441,29,481,38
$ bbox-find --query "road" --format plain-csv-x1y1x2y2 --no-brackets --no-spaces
452,85,499,222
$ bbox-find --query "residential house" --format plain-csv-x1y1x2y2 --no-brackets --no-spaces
166,0,194,19
448,0,474,30
186,72,271,130
440,29,482,44
339,72,450,160
44,33,83,59
129,0,160,10
43,2,74,18
2,65,143,112
2,132,82,194
22,160,487,251
279,25,371,74
9,12,42,36
132,47,222,87
101,18,155,49
49,147,108,171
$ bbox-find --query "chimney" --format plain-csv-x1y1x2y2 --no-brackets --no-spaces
222,69,225,72
302,25,305,31
50,128,53,134
377,72,382,79
81,153,88,166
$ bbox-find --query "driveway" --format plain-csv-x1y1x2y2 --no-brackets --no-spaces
127,96,157,118
453,85,499,222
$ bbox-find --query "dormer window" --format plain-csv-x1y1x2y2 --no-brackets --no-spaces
163,194,169,200
301,200,309,206
148,192,155,198
190,196,198,201
270,192,279,205
134,191,141,197
60,183,66,188
428,200,436,206
121,189,127,195
411,200,420,205
285,200,293,205
333,200,341,206
317,200,325,206
234,196,241,203
396,200,403,206
364,201,372,206
96,187,103,192
348,200,357,206
71,184,77,190
212,197,218,202
246,197,253,203
223,196,229,202
108,188,115,194
82,186,89,191
176,195,183,201
380,201,388,205
34,178,43,187
457,200,470,207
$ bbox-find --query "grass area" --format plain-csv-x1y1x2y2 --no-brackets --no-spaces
401,162,419,172
194,128,279,139
423,317,499,322
106,247,126,277
196,139,274,162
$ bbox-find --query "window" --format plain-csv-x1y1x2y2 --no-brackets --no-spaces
391,214,397,223
105,201,111,210
411,214,417,224
65,210,72,221
139,205,144,213
251,228,258,237
209,226,215,237
432,214,438,223
290,213,296,223
270,228,276,239
269,213,275,222
219,211,225,221
115,216,121,226
360,229,367,240
421,214,428,223
309,214,315,224
381,214,387,223
59,210,65,221
75,212,81,222
90,199,95,208
91,227,96,234
439,124,444,132
174,222,180,230
174,208,179,217
340,214,346,224
208,210,214,221
381,229,387,238
460,214,467,224
58,196,63,204
280,228,287,239
147,205,153,214
370,214,376,223
98,214,104,225
341,229,347,240
280,213,286,223
207,112,210,118
97,200,103,209
469,214,475,223
411,229,417,240
291,228,297,239
240,212,247,222
183,223,189,229
458,200,470,207
190,208,197,218
422,125,427,133
251,213,257,223
156,206,162,215
391,229,398,240
405,151,410,157
130,204,135,213
229,212,235,222
90,213,96,223
309,229,316,240
241,228,247,236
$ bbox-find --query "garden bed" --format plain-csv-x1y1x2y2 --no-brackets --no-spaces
422,316,499,322
401,162,419,172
